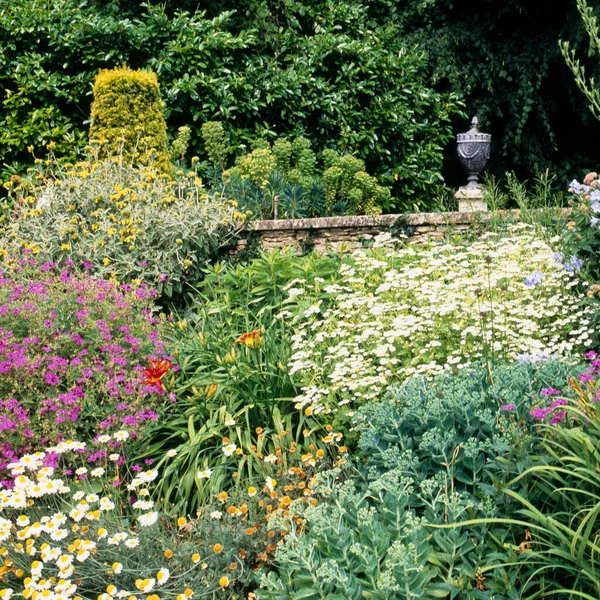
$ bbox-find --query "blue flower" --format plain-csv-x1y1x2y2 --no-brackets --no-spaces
592,217,600,228
563,254,584,274
570,179,583,194
516,351,551,364
524,270,543,288
552,252,563,264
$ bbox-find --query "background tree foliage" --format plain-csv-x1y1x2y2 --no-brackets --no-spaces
0,0,458,206
1,0,599,202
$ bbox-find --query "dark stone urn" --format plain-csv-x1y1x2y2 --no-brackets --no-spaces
457,117,491,189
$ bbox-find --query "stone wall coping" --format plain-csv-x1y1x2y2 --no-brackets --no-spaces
248,210,525,232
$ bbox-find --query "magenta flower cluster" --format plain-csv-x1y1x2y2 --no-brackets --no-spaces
0,255,176,482
529,350,600,426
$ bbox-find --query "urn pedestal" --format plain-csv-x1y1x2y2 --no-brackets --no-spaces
455,117,491,212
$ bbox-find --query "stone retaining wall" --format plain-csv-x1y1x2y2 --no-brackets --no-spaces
237,210,523,252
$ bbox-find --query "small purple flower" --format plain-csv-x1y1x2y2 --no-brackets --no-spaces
501,403,516,411
541,387,562,397
579,372,595,383
45,372,60,386
524,271,543,288
530,406,552,420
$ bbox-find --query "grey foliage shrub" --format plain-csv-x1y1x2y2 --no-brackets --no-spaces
0,158,243,298
258,360,583,599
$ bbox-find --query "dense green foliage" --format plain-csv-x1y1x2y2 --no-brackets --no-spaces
0,0,459,208
2,0,597,194
396,0,600,180
503,371,600,598
144,249,343,513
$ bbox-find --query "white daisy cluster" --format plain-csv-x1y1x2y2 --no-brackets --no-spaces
286,225,594,415
0,442,171,600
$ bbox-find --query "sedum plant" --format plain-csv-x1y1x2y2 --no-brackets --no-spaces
0,157,244,299
258,360,581,599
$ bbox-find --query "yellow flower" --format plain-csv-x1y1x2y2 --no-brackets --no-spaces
218,576,229,588
213,543,223,553
60,244,71,251
102,258,111,266
248,486,257,497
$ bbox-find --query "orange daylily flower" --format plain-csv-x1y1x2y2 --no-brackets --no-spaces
234,329,263,349
143,359,172,389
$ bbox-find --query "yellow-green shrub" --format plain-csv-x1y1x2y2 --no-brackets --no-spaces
322,154,388,215
224,147,277,188
89,66,169,168
0,157,244,299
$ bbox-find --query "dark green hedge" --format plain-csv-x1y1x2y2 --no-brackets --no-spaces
0,0,459,208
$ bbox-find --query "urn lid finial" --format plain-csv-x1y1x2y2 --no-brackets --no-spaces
469,116,479,133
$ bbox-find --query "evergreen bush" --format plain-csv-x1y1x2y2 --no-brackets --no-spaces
88,66,169,169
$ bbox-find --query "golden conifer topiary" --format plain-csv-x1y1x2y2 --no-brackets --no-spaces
89,66,169,168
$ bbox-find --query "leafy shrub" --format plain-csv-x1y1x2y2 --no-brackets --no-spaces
142,249,344,512
0,158,244,298
322,152,389,216
217,135,390,218
287,226,595,418
0,257,172,482
258,359,581,599
201,121,230,170
89,66,169,169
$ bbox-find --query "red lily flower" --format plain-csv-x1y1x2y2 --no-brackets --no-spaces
143,359,172,390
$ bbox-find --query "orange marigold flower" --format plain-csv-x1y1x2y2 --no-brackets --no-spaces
213,543,223,553
164,549,173,559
